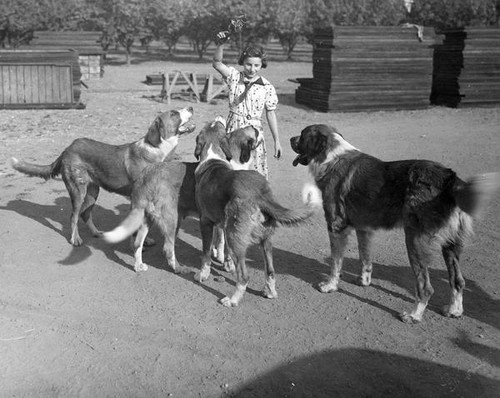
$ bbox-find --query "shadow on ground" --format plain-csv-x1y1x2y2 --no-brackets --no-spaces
3,197,499,330
232,347,500,397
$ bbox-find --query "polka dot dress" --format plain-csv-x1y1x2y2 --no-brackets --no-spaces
223,66,278,180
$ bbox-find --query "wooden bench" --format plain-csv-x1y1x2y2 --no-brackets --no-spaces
159,70,227,104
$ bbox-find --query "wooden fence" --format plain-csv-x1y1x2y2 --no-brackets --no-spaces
0,50,84,109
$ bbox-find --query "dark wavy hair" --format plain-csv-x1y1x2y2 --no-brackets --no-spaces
238,45,268,68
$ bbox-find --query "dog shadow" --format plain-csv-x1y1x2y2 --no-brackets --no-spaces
276,248,500,329
0,196,139,268
0,197,241,301
4,198,498,328
179,217,500,328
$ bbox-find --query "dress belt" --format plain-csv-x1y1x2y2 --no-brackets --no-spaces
229,110,262,121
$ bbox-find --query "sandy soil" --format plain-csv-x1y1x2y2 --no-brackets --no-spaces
1,55,499,398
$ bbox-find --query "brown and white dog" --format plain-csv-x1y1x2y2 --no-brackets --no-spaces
102,121,260,274
290,124,499,323
194,120,322,307
11,107,195,246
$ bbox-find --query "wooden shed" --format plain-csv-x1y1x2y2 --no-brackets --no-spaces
29,31,103,80
296,26,436,112
0,50,84,109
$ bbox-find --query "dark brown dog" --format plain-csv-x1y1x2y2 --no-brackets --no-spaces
102,122,260,274
11,107,195,246
290,124,499,323
194,120,321,307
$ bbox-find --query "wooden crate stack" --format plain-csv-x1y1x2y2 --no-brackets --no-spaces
29,31,103,80
430,29,465,107
460,28,500,106
296,26,436,112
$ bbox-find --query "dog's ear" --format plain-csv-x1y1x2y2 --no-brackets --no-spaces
251,126,259,141
308,128,328,157
240,137,255,164
145,117,163,147
220,136,233,161
194,135,202,160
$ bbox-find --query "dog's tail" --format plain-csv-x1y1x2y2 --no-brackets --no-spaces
454,172,500,218
10,155,63,180
102,208,145,244
261,182,322,226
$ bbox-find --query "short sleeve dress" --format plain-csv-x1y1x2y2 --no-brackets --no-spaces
223,66,278,180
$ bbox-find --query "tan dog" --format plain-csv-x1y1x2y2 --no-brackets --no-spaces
102,122,259,274
194,120,322,307
11,107,195,246
290,124,500,323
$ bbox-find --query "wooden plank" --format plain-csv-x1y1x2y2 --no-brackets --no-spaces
0,102,85,110
14,65,22,104
23,64,31,103
0,66,9,103
32,66,40,104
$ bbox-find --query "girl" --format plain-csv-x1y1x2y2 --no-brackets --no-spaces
212,32,282,180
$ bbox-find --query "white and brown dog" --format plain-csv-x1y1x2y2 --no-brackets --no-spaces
11,107,195,246
194,120,322,307
291,124,499,323
102,121,260,274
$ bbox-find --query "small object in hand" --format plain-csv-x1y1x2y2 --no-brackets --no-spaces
214,15,247,45
229,15,246,34
215,31,230,45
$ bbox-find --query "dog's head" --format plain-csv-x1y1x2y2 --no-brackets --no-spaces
145,106,195,147
194,119,232,163
227,126,260,170
290,124,354,167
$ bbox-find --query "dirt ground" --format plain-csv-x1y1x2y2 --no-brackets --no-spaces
1,54,499,398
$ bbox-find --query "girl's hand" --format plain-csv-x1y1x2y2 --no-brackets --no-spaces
274,141,282,159
215,31,230,45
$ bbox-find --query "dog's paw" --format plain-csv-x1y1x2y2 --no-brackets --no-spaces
318,280,338,293
262,287,278,299
92,230,103,237
194,266,211,282
134,262,149,272
441,305,463,319
223,258,235,273
220,296,239,307
262,278,278,299
70,236,84,246
173,265,191,275
399,312,421,324
360,272,372,286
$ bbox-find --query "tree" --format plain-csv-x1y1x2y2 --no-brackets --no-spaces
409,0,497,28
183,1,225,60
0,0,40,48
265,0,310,60
88,0,145,65
143,0,187,56
35,0,90,31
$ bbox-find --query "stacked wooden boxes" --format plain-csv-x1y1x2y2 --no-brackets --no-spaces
460,28,500,106
296,26,435,112
430,29,465,107
0,50,84,109
30,31,103,80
